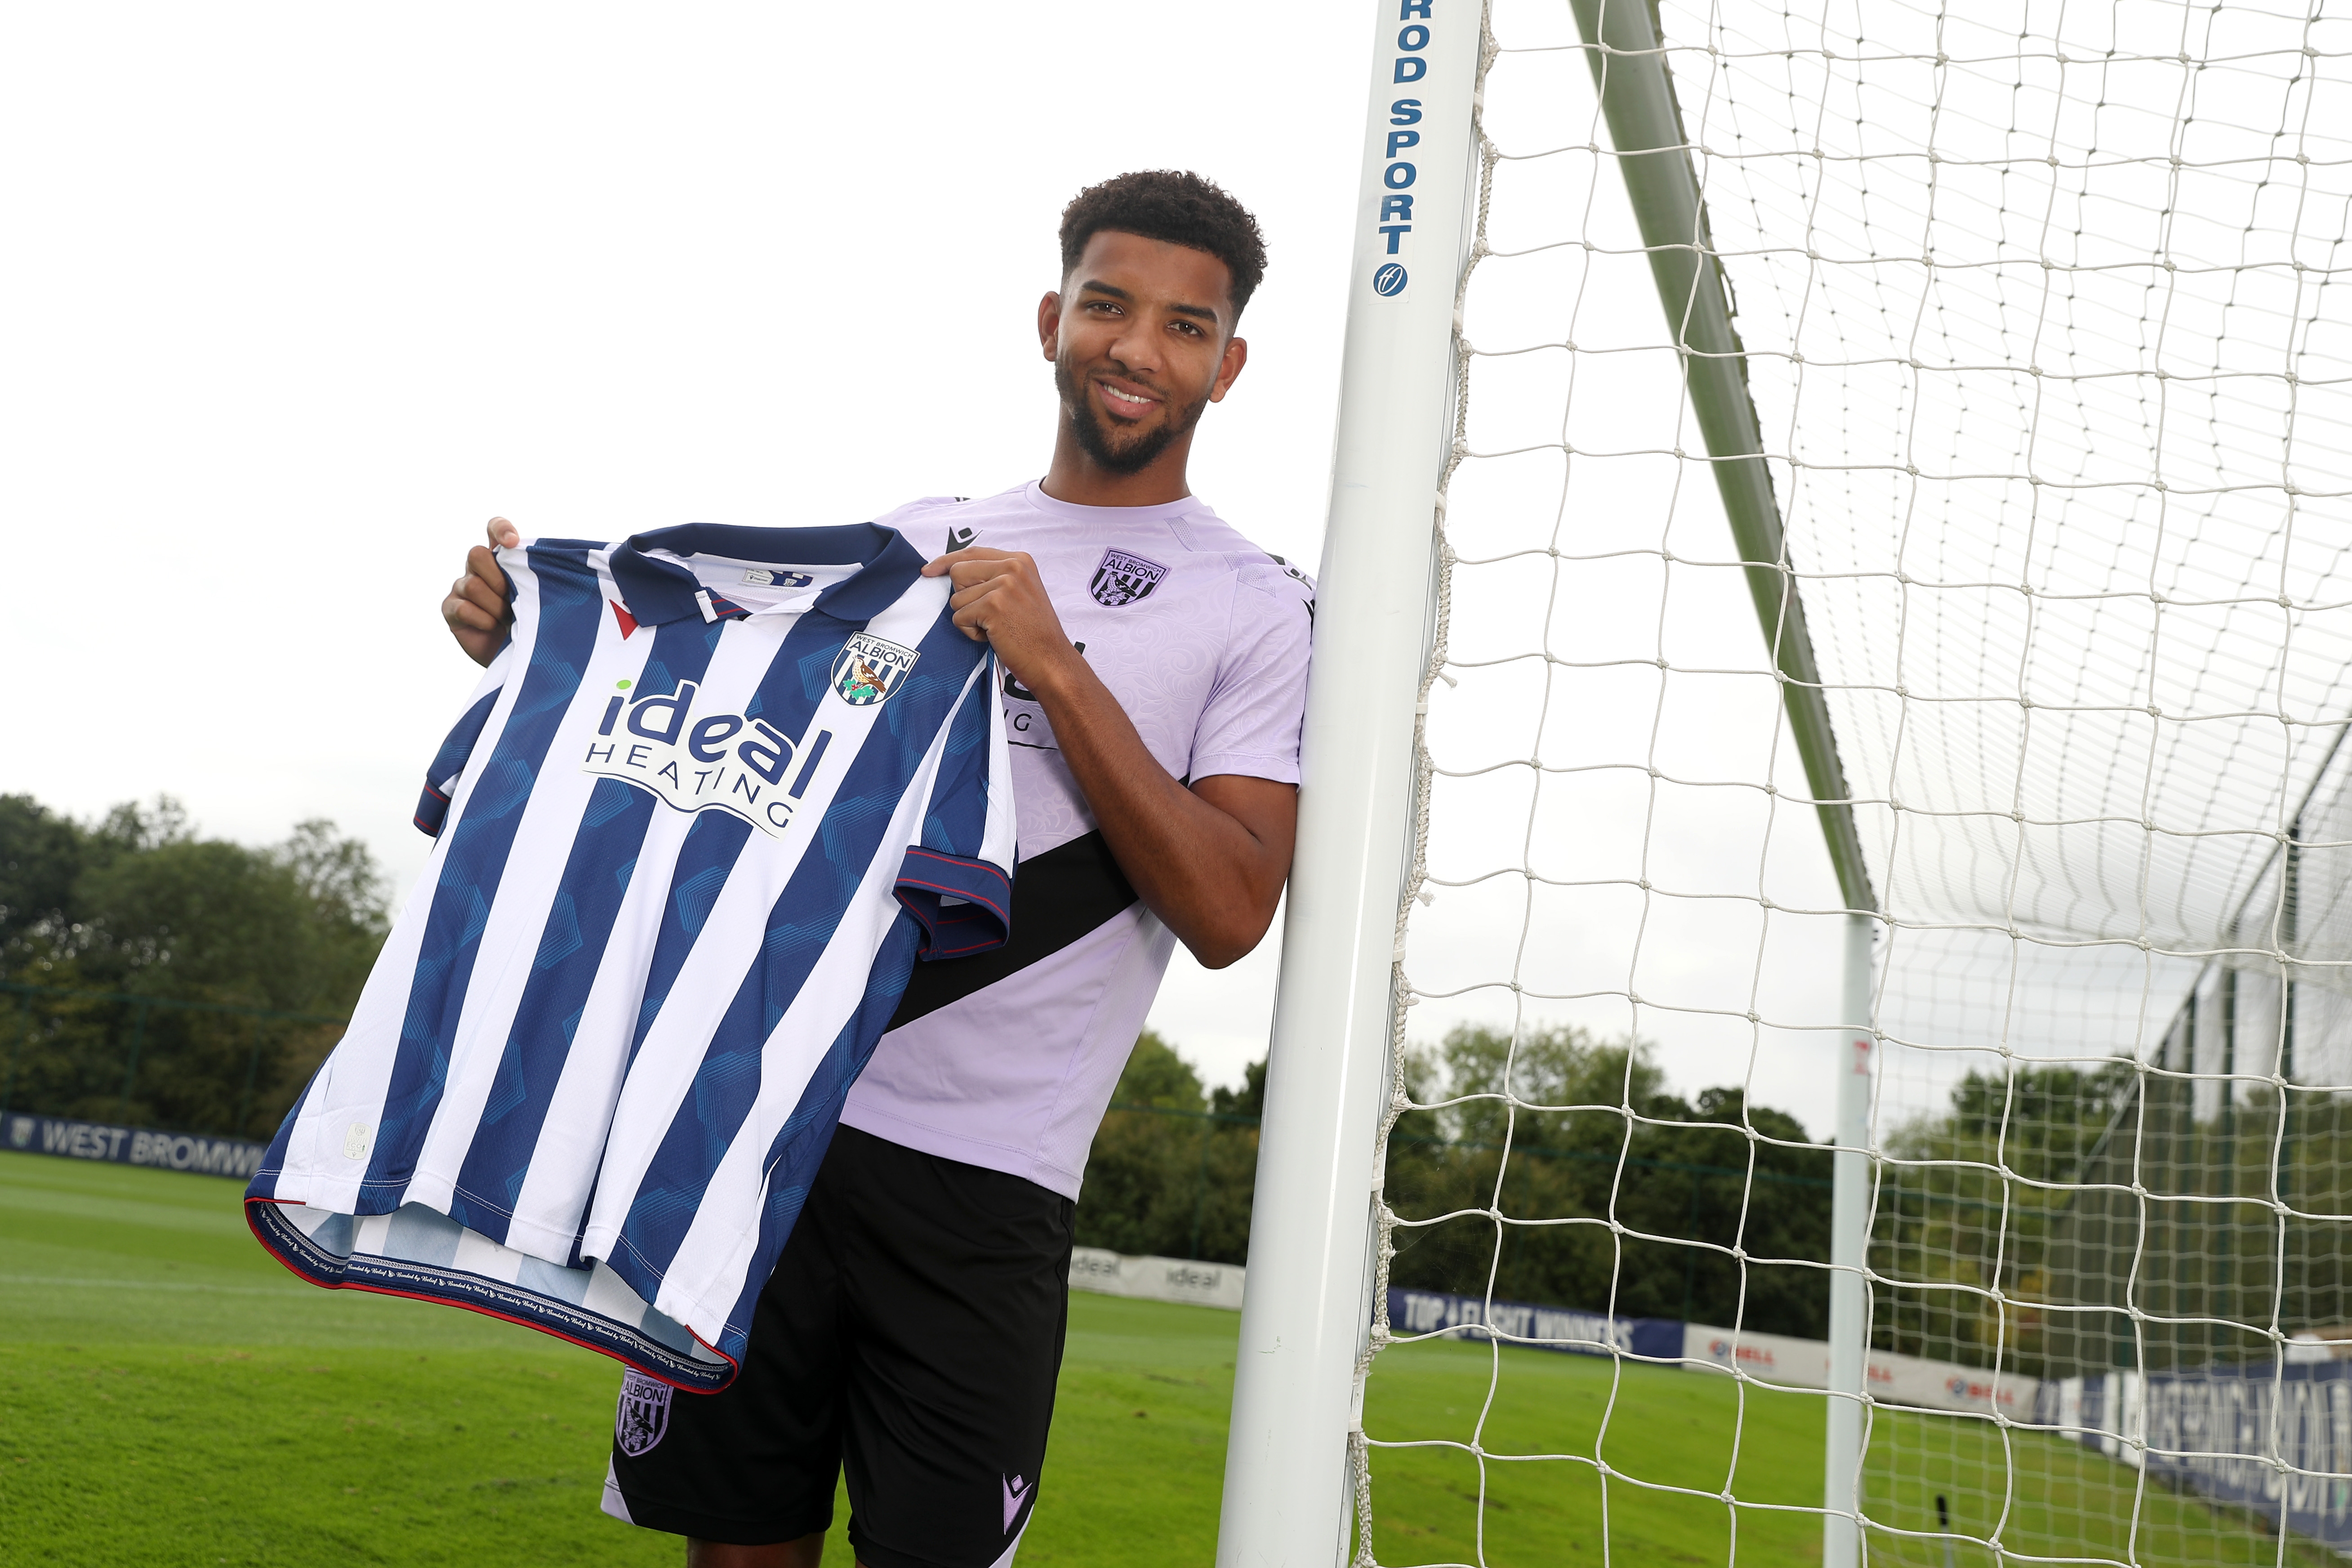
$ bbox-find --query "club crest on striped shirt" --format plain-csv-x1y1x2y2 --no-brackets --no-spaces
831,633,920,707
615,1370,672,1457
1089,548,1167,607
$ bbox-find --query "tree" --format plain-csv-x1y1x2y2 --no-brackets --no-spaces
1067,1022,1834,1336
1874,1058,2147,1373
1074,1032,1259,1265
0,794,82,959
1381,1024,1834,1337
0,794,389,1136
1211,1056,1265,1120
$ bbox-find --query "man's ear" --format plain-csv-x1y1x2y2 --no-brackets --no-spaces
1208,334,1249,404
1037,291,1063,362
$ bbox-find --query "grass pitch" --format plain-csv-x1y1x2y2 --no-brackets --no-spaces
0,1150,2316,1566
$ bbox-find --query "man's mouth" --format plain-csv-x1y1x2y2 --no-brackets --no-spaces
1095,379,1161,422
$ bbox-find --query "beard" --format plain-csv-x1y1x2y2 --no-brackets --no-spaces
1055,351,1211,476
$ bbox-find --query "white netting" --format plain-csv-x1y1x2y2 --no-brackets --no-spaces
1355,0,2352,1563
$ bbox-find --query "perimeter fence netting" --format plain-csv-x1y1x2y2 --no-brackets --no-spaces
1357,0,2352,1562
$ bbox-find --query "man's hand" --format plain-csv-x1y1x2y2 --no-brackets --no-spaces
442,517,521,668
922,547,1084,696
925,544,1295,968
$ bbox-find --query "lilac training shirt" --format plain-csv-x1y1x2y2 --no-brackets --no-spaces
837,483,1315,1198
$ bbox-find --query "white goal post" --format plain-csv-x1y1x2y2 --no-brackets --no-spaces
1219,0,1880,1561
1215,4,1486,1566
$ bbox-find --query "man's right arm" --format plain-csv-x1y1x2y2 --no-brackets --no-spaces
441,518,522,666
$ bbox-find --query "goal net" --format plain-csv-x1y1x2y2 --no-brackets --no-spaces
1341,0,2352,1564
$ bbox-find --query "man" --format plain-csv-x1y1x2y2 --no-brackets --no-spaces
440,170,1312,1568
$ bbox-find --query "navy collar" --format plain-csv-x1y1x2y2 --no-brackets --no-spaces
606,522,927,627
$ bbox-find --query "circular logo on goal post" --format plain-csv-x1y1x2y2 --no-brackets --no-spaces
1372,263,1408,297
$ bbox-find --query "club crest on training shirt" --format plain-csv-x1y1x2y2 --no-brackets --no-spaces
831,633,920,707
615,1370,672,1457
1090,548,1168,607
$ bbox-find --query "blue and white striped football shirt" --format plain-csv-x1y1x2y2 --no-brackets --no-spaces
246,522,1015,1389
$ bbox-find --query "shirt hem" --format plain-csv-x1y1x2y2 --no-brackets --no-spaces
835,1101,1083,1200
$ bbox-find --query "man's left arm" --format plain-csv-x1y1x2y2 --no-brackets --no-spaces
927,548,1297,970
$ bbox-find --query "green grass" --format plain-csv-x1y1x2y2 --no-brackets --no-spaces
1357,1339,2332,1567
0,1149,1246,1568
1360,1333,1827,1563
0,1150,2321,1566
1860,1408,2334,1567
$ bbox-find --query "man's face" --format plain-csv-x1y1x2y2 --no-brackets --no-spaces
1041,230,1249,476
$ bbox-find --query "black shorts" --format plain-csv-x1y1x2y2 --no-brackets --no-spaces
601,1124,1075,1568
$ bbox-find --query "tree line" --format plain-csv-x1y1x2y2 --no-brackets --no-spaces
0,793,388,1138
1078,1024,1839,1340
1871,1055,2352,1377
4,792,1851,1338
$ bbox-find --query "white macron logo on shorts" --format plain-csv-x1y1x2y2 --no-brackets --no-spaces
1002,1473,1033,1533
615,1370,672,1456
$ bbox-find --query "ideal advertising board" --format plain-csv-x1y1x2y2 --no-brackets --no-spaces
1069,1247,1247,1312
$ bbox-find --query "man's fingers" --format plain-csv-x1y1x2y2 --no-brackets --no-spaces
461,546,514,619
922,545,1016,577
925,548,1036,585
442,580,503,633
944,591,989,640
948,589,1000,636
442,530,516,667
458,579,509,624
944,557,1024,590
937,550,1056,653
456,565,510,617
947,576,1019,615
443,597,500,633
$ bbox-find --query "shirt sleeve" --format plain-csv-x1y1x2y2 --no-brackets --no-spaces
893,655,1017,959
1187,558,1317,786
413,648,512,837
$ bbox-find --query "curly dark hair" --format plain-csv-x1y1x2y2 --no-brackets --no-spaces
1058,170,1269,319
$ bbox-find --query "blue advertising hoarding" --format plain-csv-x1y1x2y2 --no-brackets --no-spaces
1388,1287,1685,1362
2043,1360,2352,1547
3,1113,267,1180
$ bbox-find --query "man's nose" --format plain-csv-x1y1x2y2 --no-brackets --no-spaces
1105,317,1165,378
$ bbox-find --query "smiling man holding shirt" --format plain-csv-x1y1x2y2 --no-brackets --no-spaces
438,171,1315,1568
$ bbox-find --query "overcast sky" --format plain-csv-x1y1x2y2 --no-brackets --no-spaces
1,2,1859,1133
